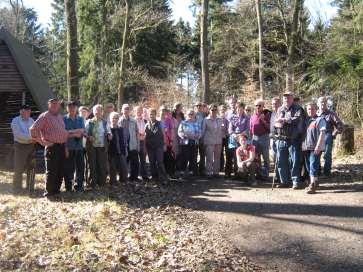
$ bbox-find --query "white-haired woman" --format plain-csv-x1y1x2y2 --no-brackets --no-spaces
85,104,112,189
108,111,128,185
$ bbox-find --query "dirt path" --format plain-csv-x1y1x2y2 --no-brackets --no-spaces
180,167,363,272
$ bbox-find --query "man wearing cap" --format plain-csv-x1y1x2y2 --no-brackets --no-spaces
64,101,85,192
11,105,35,192
30,98,81,197
274,91,305,189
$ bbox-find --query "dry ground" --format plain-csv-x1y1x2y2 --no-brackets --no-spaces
1,152,362,271
180,153,363,272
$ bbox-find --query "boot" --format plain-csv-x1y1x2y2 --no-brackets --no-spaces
306,177,317,194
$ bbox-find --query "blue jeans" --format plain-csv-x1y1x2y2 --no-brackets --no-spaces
304,151,321,177
322,133,333,175
276,139,302,185
252,134,270,177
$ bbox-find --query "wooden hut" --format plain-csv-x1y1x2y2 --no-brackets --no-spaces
0,27,55,168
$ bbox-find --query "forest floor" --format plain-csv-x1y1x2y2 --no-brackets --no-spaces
0,152,362,271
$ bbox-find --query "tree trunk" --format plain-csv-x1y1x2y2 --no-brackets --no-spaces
64,0,80,101
255,0,264,98
285,0,302,92
117,0,130,111
335,125,355,155
200,0,210,104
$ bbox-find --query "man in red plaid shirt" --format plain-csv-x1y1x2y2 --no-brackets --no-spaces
30,98,82,197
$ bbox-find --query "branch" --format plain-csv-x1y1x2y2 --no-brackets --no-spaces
277,0,289,47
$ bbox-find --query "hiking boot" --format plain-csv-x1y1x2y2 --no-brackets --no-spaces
276,183,290,188
292,183,304,190
306,183,316,194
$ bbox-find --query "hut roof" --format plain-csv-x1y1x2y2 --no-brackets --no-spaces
0,27,54,111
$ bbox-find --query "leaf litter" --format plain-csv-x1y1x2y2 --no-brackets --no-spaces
0,171,260,271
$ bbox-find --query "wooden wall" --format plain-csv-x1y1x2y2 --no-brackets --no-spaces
0,39,41,168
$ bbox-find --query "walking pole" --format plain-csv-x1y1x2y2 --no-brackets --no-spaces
271,139,278,190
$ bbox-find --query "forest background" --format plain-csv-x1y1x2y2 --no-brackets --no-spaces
0,0,362,125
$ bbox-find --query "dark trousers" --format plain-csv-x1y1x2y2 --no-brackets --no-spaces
64,149,85,191
164,147,176,176
236,161,258,181
198,142,206,175
109,153,128,184
138,141,148,178
225,147,238,177
220,137,228,171
89,146,108,187
180,144,198,175
128,149,140,180
45,144,65,195
13,142,35,189
147,146,167,180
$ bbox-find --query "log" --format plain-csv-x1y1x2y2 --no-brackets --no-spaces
334,124,355,155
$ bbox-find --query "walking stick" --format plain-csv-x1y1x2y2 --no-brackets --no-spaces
26,147,36,193
271,140,279,190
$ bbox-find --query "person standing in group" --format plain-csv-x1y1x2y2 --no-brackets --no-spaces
172,103,184,172
134,105,148,180
145,108,168,183
202,104,224,178
317,96,343,176
79,106,90,121
250,99,271,180
302,102,327,194
86,104,112,189
160,106,176,178
236,133,260,184
219,104,229,172
244,105,252,117
274,91,305,189
30,98,80,197
11,104,35,193
104,103,116,126
63,101,86,192
78,106,91,186
108,111,128,185
226,96,237,121
119,104,140,181
195,102,206,176
226,101,250,178
270,97,281,183
178,109,201,178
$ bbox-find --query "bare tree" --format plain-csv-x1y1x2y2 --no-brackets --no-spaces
277,0,303,92
64,0,79,101
7,0,23,39
200,0,210,103
117,0,130,110
114,0,167,109
255,0,264,97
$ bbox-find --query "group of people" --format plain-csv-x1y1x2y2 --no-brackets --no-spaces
10,91,343,197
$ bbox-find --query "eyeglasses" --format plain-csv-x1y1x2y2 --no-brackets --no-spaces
255,105,262,107
211,108,217,111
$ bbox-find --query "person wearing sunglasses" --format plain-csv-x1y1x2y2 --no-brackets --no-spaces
250,99,271,181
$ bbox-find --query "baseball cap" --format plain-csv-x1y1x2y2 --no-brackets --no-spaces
20,104,31,110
